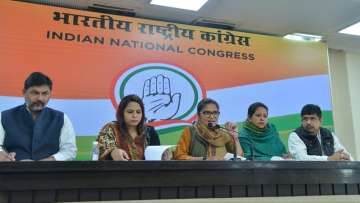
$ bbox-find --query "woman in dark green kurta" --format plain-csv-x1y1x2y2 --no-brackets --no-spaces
239,102,287,160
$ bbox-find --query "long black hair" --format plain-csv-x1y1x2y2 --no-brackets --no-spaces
116,94,146,137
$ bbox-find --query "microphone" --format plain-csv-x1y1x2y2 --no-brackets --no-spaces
207,122,219,129
207,123,255,161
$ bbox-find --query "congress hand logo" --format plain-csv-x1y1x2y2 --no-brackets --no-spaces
142,74,181,122
112,63,205,126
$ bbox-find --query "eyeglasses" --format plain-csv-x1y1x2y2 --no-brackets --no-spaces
201,111,220,117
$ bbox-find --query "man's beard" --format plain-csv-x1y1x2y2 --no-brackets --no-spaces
29,101,45,112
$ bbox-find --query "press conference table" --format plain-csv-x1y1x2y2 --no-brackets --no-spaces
1,161,360,203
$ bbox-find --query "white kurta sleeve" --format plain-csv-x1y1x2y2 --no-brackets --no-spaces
0,114,5,151
288,132,328,161
332,132,354,161
52,114,77,160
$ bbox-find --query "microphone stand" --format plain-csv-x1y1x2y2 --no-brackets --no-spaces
220,128,239,161
209,123,255,161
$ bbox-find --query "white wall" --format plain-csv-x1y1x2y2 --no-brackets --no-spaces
328,49,360,160
345,52,360,160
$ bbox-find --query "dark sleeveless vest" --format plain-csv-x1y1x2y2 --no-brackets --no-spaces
294,127,334,156
1,104,63,160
